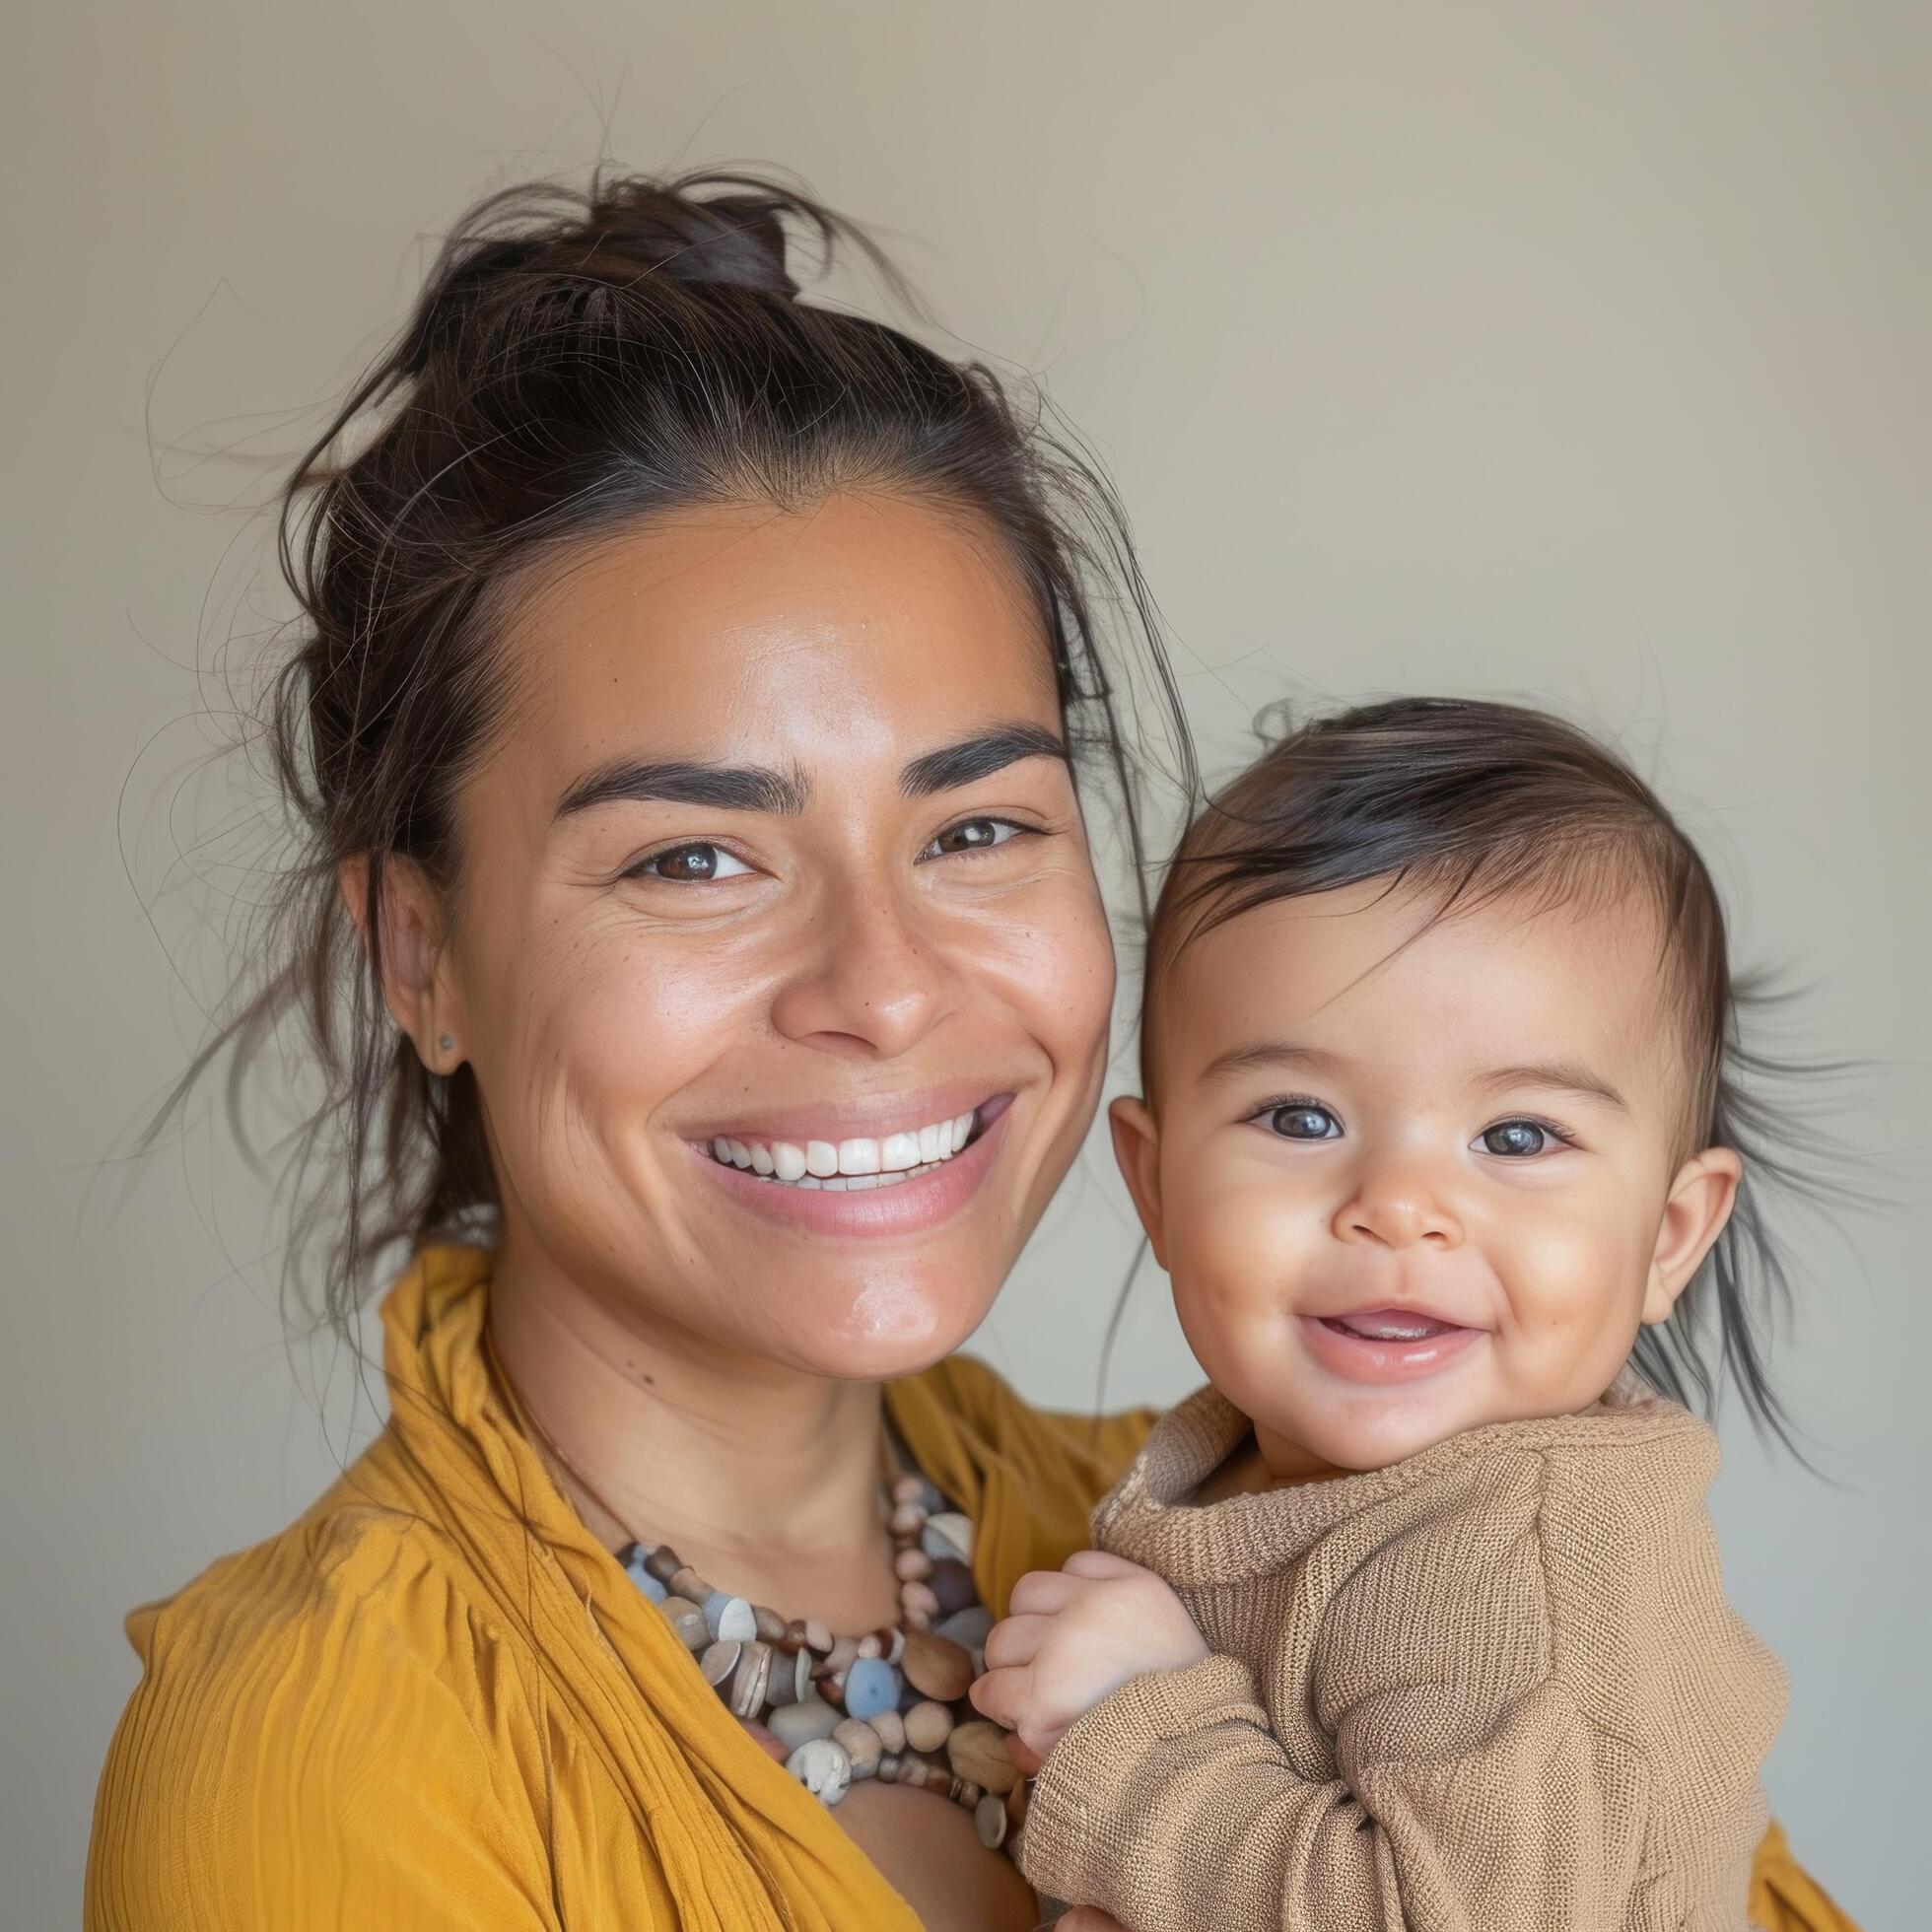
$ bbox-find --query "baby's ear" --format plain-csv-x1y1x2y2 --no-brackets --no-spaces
1642,1146,1744,1325
1109,1096,1169,1269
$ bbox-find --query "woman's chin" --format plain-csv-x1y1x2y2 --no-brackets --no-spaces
767,1277,999,1382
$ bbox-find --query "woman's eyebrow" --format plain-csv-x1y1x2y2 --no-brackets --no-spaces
899,724,1068,797
554,758,808,820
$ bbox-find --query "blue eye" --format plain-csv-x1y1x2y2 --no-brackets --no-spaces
629,843,753,883
1266,1103,1342,1140
1478,1120,1555,1157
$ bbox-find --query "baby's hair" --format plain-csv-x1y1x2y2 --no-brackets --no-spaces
1143,695,1804,1449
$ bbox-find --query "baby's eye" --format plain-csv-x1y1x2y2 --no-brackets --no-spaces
1266,1103,1343,1141
1477,1119,1558,1158
630,843,752,884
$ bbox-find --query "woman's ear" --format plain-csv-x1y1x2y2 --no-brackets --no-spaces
1642,1145,1743,1325
335,854,466,1073
1109,1095,1169,1270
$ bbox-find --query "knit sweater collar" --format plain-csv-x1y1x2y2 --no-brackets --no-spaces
1091,1368,1694,1590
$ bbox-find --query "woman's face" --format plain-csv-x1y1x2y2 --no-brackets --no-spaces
437,493,1114,1378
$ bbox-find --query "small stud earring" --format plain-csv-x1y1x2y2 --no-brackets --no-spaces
437,1033,454,1055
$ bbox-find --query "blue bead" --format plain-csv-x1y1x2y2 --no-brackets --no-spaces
843,1657,901,1722
622,1549,667,1603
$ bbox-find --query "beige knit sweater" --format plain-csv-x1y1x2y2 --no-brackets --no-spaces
1018,1374,1786,1932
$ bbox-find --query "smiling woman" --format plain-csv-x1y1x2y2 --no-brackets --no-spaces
85,168,1189,1931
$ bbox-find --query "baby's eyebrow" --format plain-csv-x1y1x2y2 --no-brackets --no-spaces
1478,1061,1628,1111
1200,1041,1345,1084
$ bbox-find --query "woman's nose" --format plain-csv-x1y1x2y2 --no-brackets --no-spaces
768,883,959,1061
1331,1161,1466,1251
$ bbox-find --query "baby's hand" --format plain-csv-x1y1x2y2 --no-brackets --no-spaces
969,1550,1208,1765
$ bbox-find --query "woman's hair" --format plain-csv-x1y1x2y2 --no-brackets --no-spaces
1143,695,1814,1447
149,165,1191,1337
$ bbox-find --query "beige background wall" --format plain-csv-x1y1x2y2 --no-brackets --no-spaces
5,3,1925,1924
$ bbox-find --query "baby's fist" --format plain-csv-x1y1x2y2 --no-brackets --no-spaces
970,1551,1207,1763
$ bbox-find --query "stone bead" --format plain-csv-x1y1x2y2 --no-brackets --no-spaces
903,1699,953,1754
875,1751,903,1783
763,1649,800,1710
901,1630,974,1702
974,1792,1009,1849
785,1737,852,1806
831,1717,881,1778
644,1546,683,1585
945,1718,1020,1796
870,1707,906,1753
659,1596,709,1650
728,1640,773,1718
780,1618,810,1654
926,1556,977,1620
753,1604,789,1646
857,1631,883,1660
1004,1780,1029,1832
699,1639,741,1688
899,1581,940,1622
933,1605,995,1652
823,1634,861,1676
893,1547,932,1583
903,1608,932,1632
621,1547,668,1603
955,1779,983,1809
802,1618,834,1657
894,1755,952,1795
842,1657,901,1723
890,1474,929,1506
920,1510,974,1565
767,1694,842,1750
669,1566,707,1602
888,1502,926,1538
704,1593,758,1642
792,1649,817,1703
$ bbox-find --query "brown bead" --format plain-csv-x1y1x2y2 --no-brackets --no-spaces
888,1502,926,1538
946,1718,1020,1796
954,1779,982,1809
753,1605,789,1646
660,1597,709,1650
803,1618,834,1657
894,1755,950,1795
1004,1781,1028,1831
901,1630,974,1702
728,1641,773,1718
870,1707,906,1753
831,1717,881,1778
644,1546,682,1585
780,1618,810,1654
699,1639,740,1688
668,1566,707,1603
903,1699,953,1754
927,1556,977,1620
975,1793,1008,1849
893,1547,932,1582
824,1634,861,1676
815,1668,849,1710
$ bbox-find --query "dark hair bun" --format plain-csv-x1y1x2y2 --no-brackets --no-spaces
579,173,801,299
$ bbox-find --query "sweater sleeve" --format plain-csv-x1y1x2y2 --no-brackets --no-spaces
1019,1649,1648,1932
86,1521,562,1932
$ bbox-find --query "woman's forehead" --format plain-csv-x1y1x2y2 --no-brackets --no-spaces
487,493,1059,792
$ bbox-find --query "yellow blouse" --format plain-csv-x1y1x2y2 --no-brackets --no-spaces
86,1243,1855,1929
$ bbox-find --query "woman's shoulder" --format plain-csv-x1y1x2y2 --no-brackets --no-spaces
87,1465,547,1928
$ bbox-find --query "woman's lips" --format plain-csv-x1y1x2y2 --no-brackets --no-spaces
1298,1306,1484,1384
690,1099,1013,1239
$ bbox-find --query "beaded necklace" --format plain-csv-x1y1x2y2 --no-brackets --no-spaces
524,1405,1027,1855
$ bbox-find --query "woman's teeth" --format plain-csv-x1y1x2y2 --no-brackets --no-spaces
709,1112,979,1190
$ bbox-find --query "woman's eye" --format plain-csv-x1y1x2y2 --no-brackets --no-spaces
922,817,1026,860
1478,1119,1556,1158
629,843,752,884
1266,1103,1342,1140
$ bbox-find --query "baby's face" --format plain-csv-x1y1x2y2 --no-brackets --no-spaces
1119,879,1737,1473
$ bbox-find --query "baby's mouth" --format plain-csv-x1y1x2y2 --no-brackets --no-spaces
1318,1309,1464,1342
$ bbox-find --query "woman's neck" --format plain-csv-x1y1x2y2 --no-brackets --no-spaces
487,1236,900,1623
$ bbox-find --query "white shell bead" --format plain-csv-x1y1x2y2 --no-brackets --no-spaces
786,1737,853,1805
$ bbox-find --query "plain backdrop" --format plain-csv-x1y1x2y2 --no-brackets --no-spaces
5,4,1926,1925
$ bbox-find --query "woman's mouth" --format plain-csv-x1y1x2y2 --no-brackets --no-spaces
702,1100,993,1192
1300,1306,1484,1384
689,1094,1015,1235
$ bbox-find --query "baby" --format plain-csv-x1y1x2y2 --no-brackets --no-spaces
973,697,1791,1931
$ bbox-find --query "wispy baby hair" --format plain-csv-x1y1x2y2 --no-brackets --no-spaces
1144,695,1803,1449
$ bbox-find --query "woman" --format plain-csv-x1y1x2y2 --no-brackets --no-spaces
87,170,1851,1931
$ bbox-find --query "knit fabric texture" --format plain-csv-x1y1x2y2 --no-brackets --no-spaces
1019,1372,1788,1932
